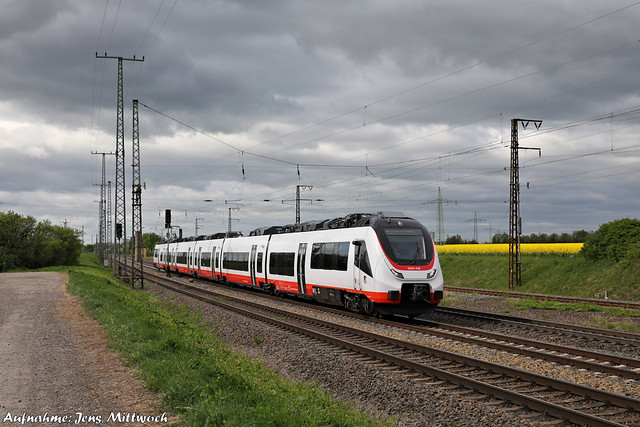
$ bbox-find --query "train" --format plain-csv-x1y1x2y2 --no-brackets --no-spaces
153,212,443,316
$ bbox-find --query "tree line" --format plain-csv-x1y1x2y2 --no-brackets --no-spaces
491,230,591,244
84,232,163,257
0,211,83,272
444,229,592,245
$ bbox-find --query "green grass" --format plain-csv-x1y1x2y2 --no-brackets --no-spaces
508,298,640,317
58,254,387,426
439,253,640,302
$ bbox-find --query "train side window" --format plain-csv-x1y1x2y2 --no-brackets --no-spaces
201,251,211,267
310,242,350,271
335,242,349,271
310,243,322,268
269,252,295,276
354,241,373,277
223,252,249,271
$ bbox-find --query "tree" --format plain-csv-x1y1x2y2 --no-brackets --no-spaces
143,232,163,255
492,233,508,243
0,211,37,271
445,234,464,244
0,211,82,271
572,230,591,242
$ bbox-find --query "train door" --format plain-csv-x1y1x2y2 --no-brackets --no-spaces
214,248,219,279
187,248,192,274
353,240,372,291
212,247,217,278
297,243,307,295
197,247,202,276
250,245,257,287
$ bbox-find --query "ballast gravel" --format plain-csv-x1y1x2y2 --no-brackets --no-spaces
149,281,579,426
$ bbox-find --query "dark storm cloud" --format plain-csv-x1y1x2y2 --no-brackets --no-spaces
1,0,639,240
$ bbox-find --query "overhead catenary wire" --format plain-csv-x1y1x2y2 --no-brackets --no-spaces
140,100,640,215
132,7,640,200
136,5,640,183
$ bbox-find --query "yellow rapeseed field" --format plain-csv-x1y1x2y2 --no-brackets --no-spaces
436,243,583,254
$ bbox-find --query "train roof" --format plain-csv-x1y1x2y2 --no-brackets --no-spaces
158,212,413,244
250,212,411,235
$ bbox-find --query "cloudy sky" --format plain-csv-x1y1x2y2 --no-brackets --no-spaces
1,1,640,244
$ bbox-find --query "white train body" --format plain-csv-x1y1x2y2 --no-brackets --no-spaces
154,213,443,316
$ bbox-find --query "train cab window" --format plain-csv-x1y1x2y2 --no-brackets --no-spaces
374,222,434,266
384,228,426,262
354,241,373,277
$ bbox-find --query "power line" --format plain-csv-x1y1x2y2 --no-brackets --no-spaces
238,2,640,158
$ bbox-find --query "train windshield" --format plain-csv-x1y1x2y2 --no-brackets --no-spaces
377,225,434,266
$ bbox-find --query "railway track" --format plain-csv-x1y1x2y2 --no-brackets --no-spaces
445,286,640,310
137,266,640,425
136,260,640,380
434,306,640,352
411,316,640,381
137,260,640,378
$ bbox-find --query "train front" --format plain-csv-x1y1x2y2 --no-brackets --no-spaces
369,216,443,316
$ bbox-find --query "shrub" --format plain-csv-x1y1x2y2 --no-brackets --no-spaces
580,218,640,263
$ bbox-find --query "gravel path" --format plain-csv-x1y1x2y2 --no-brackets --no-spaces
0,272,170,426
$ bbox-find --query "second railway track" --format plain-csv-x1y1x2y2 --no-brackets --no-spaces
139,265,640,426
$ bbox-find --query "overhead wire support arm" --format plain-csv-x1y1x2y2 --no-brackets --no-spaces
519,147,542,157
95,52,145,62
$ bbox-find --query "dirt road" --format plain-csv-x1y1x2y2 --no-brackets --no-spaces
0,272,168,426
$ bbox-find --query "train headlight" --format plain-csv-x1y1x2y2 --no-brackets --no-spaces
426,269,437,280
390,268,404,279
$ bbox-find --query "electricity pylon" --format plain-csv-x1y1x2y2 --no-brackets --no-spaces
131,99,143,289
96,53,144,277
509,118,542,288
466,211,487,242
424,187,456,245
91,151,114,265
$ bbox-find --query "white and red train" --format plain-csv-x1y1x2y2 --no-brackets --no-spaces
153,212,443,316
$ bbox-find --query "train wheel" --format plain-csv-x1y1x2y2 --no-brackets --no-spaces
361,297,378,316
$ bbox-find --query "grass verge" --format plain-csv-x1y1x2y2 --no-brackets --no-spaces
62,254,386,426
